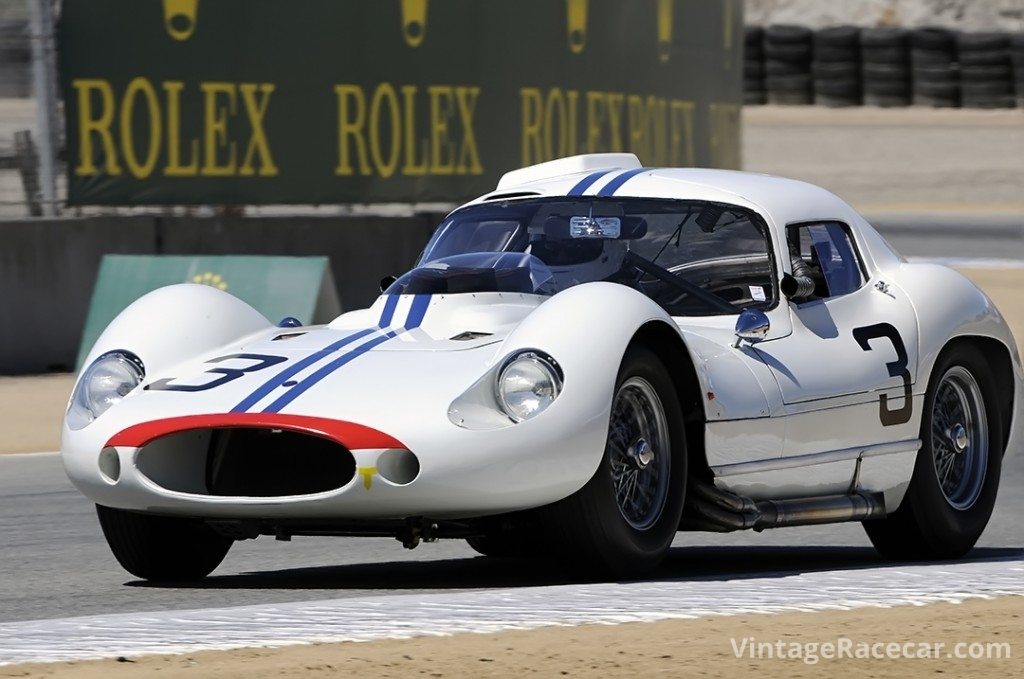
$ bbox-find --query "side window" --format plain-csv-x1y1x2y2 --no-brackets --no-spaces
787,222,865,299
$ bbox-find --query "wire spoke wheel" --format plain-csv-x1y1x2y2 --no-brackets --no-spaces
930,366,988,510
607,376,671,530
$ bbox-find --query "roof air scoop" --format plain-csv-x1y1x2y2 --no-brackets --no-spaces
496,153,642,190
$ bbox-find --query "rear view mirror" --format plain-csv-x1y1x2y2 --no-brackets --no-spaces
380,275,397,292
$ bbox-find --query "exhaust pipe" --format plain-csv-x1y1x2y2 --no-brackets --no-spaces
684,482,886,532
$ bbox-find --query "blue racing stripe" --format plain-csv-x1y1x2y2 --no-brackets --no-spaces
261,331,397,413
405,293,431,329
230,327,376,413
378,294,400,327
567,169,614,196
260,294,433,413
596,167,648,197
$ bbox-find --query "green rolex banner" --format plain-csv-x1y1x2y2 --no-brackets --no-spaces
59,0,743,206
76,255,341,369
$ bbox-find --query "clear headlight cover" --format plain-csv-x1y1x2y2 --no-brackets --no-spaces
495,350,563,422
67,351,145,430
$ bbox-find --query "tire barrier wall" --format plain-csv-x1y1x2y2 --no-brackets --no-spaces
747,24,1024,108
0,215,438,375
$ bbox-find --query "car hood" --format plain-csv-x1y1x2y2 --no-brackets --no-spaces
96,293,544,434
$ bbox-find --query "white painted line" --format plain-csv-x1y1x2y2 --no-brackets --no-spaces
0,451,60,459
909,256,1024,270
1,557,1022,666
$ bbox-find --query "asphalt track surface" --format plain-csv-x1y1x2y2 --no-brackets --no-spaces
1,219,1022,625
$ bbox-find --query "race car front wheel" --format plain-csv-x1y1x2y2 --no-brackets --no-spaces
862,343,1003,560
539,345,687,578
96,505,233,581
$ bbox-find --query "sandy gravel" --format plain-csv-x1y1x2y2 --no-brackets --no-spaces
2,596,1019,678
0,373,72,453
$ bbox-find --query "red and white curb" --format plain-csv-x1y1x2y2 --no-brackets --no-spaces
1,557,1022,665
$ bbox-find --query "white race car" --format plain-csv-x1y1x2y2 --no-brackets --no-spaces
63,154,1021,581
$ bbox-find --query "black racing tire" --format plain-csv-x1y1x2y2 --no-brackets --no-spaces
816,94,862,108
961,64,1013,81
764,42,812,62
912,93,960,108
863,344,1004,560
863,93,912,107
913,65,958,84
864,78,911,97
957,32,1010,52
910,27,956,51
814,78,861,98
743,89,768,106
912,48,956,67
812,61,860,79
768,91,815,106
815,45,860,63
958,50,1012,67
814,25,860,49
914,80,959,97
961,95,1016,109
96,505,233,581
861,27,908,49
537,346,687,578
962,80,1014,97
765,24,812,45
744,60,764,79
767,74,813,93
863,62,911,80
765,59,809,76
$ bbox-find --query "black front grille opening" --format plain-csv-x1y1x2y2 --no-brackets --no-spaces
206,428,356,497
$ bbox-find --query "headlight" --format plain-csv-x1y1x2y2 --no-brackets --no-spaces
67,351,145,430
495,350,563,422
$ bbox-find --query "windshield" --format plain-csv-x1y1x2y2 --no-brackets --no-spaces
418,198,776,316
385,252,555,296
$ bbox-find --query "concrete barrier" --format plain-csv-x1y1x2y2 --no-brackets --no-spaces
0,215,438,375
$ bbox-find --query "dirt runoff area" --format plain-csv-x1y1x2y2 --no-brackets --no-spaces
3,596,1020,678
3,267,1024,455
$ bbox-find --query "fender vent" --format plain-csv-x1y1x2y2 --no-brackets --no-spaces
450,331,493,341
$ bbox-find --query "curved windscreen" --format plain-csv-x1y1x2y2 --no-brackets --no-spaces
414,198,777,316
385,252,556,296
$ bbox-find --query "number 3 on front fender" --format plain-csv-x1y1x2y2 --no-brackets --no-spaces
146,353,286,392
853,323,912,426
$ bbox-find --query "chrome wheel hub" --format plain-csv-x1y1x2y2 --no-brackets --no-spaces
608,377,671,531
628,438,655,469
930,366,988,510
949,423,968,453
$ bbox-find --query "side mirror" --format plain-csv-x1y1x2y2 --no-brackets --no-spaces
379,275,397,293
733,308,770,348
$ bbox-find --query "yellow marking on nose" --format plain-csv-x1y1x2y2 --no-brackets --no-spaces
358,466,378,490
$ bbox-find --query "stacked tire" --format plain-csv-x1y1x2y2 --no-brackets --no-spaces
0,20,30,98
861,28,911,107
764,24,813,105
911,27,959,107
958,32,1015,108
744,26,766,105
1014,34,1024,108
813,25,862,106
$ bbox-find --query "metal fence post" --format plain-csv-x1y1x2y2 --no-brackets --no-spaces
28,0,58,217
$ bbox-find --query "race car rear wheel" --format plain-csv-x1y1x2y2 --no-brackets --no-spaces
862,344,1003,560
539,345,686,578
96,505,233,581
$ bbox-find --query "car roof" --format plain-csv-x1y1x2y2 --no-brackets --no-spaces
467,154,865,231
